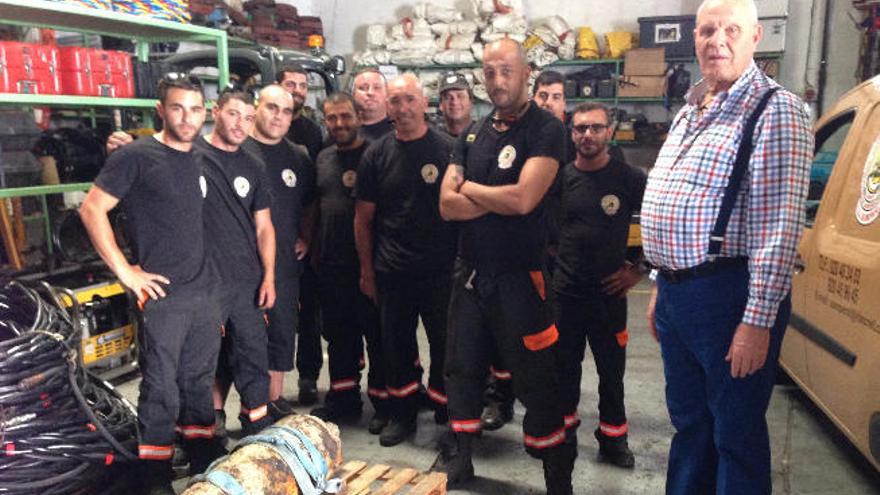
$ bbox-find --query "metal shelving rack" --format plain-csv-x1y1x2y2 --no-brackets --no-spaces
0,0,231,262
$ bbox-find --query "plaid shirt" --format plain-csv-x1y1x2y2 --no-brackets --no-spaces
642,62,813,328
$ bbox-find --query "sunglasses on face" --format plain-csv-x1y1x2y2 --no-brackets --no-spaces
572,123,610,134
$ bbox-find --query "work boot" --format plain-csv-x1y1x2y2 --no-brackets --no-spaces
594,429,635,468
439,433,475,487
268,397,296,421
298,378,319,406
186,438,228,475
542,443,576,495
310,402,362,423
139,460,174,495
379,417,416,447
239,414,272,437
480,399,514,431
214,409,227,439
368,411,390,434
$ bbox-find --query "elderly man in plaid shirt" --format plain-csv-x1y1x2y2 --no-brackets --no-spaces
641,0,813,494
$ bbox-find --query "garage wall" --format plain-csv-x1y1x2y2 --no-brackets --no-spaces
280,0,864,119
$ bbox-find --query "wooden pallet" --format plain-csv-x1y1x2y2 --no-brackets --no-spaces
335,460,446,495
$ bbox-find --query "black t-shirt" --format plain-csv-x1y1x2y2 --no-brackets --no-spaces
95,137,213,294
451,102,565,273
241,137,315,277
553,159,647,297
315,142,367,268
196,137,272,286
360,117,395,142
356,127,457,275
287,114,324,162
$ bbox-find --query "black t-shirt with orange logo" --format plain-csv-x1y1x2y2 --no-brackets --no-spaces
315,142,367,268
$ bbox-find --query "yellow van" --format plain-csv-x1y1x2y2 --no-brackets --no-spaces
781,76,880,471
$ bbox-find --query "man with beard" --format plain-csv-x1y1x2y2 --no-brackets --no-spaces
439,39,574,493
195,89,275,439
354,74,456,446
241,85,316,419
553,102,646,469
80,74,221,494
352,67,394,141
276,64,323,407
308,93,388,433
437,71,474,138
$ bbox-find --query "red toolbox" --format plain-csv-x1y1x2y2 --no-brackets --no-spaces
59,47,134,98
0,41,61,95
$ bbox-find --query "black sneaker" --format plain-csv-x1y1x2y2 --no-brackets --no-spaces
310,403,362,423
368,412,390,434
268,397,296,421
594,429,635,469
480,400,513,431
214,409,227,439
379,418,416,447
298,379,319,406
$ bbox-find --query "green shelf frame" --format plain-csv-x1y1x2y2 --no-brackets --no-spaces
0,183,92,258
0,93,159,108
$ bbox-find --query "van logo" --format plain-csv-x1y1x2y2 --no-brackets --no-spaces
855,139,880,225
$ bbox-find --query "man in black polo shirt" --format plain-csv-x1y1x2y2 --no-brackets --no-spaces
241,85,316,419
352,67,394,141
80,75,221,494
277,63,324,406
354,73,456,447
439,39,575,493
195,89,275,438
309,92,388,433
554,102,646,469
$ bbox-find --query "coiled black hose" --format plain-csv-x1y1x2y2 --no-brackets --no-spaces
0,280,139,494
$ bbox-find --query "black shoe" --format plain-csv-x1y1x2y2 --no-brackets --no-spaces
368,412,390,434
239,415,272,437
542,443,576,495
594,429,635,468
214,409,227,439
310,403,362,423
438,433,475,487
298,379,319,406
480,400,513,431
268,397,296,421
186,438,228,475
139,460,175,495
379,418,416,447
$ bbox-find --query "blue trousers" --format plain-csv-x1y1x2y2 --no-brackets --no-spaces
655,264,789,495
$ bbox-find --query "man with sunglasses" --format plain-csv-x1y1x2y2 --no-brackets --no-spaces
80,73,221,494
553,102,646,469
439,39,574,493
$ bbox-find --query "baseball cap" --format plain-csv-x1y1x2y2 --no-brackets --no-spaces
439,71,470,94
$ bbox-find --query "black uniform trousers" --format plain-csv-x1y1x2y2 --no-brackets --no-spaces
297,261,323,381
137,290,221,459
445,259,571,457
266,276,300,372
376,270,450,420
215,284,270,425
555,291,629,439
318,264,388,414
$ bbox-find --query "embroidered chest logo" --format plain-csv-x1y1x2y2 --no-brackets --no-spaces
199,176,207,198
421,164,439,184
234,177,250,198
282,168,297,188
498,145,516,169
601,194,621,216
342,170,357,188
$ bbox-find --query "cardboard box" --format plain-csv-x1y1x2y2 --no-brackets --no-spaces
618,75,666,98
624,48,666,76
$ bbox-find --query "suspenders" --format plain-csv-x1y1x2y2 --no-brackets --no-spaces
707,87,780,259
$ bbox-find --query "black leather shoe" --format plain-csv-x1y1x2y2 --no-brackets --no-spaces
480,400,513,431
379,418,416,447
368,412,390,434
594,429,635,468
298,379,319,406
268,397,296,421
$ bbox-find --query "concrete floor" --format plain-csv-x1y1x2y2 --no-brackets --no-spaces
114,280,880,494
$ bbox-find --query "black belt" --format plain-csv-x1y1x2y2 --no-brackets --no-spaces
658,257,747,284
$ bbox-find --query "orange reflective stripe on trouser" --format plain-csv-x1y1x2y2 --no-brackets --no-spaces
241,404,268,422
523,324,559,351
529,271,546,300
599,421,628,437
524,427,566,449
451,419,481,433
177,424,215,440
427,387,448,405
139,444,174,460
616,328,629,347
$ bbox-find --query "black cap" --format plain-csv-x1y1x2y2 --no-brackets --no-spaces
439,71,470,94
